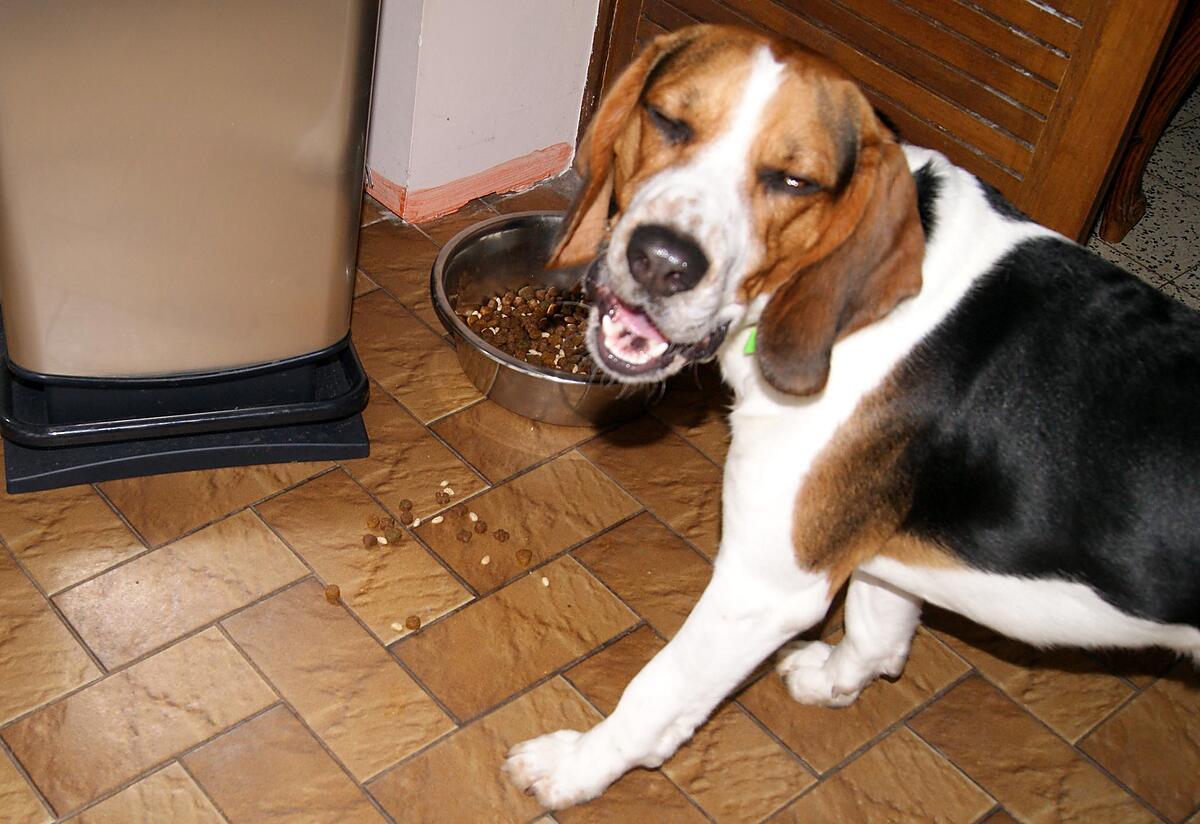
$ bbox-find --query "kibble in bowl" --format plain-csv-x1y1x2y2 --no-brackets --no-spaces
431,211,654,426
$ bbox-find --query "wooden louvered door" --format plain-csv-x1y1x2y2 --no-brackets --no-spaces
581,0,1183,240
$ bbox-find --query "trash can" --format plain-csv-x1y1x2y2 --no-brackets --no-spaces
0,0,380,492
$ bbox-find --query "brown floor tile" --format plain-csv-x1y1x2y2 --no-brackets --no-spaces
369,677,601,823
255,469,471,642
416,451,639,592
55,510,307,668
776,727,993,824
652,365,732,464
485,185,570,214
574,513,711,639
396,555,637,720
355,219,443,330
981,812,1019,824
557,768,706,824
2,628,274,816
1095,646,1179,688
351,289,482,421
223,580,455,780
431,399,599,483
0,551,100,725
69,763,223,824
666,703,813,822
0,747,49,823
909,675,1157,823
1080,665,1200,821
565,627,813,822
354,270,378,297
0,482,144,594
927,609,1134,741
341,383,486,520
360,194,389,226
415,199,496,246
99,462,327,547
738,628,969,774
184,705,384,823
581,417,722,557
567,625,664,715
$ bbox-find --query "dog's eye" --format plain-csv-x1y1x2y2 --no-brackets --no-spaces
646,105,693,146
759,169,821,197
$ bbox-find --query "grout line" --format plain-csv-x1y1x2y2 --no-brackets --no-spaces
91,482,153,550
175,758,234,824
0,735,57,821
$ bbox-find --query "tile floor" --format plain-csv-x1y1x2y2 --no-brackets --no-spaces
2,101,1199,823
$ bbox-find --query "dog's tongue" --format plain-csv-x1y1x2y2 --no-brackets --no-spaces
601,298,671,365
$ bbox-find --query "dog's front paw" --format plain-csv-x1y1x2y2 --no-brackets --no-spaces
777,641,862,708
503,730,619,810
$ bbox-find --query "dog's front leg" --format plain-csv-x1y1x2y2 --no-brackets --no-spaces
504,555,831,809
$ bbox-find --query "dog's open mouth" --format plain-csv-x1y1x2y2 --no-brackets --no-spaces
590,284,728,378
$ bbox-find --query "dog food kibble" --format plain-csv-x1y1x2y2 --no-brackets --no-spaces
453,503,468,517
405,615,422,631
473,520,488,534
390,622,405,632
516,548,533,566
324,584,341,604
541,576,550,587
384,526,403,543
399,498,414,511
457,283,595,374
435,491,450,504
399,510,414,526
362,533,378,548
440,479,449,487
377,536,389,546
481,555,491,566
367,514,381,530
457,529,472,543
493,529,510,542
443,487,454,496
431,515,444,524
468,511,479,523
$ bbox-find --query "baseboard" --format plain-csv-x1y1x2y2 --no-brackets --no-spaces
366,142,573,224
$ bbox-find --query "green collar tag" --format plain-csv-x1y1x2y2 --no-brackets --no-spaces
743,326,758,355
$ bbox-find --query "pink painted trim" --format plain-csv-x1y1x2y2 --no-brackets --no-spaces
403,142,573,223
365,169,407,218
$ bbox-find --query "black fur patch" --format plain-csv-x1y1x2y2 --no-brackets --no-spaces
912,161,942,240
896,237,1200,628
978,178,1029,222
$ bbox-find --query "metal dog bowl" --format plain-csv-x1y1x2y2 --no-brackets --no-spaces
431,211,652,426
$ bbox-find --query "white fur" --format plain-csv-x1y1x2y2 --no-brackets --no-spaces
504,115,1196,813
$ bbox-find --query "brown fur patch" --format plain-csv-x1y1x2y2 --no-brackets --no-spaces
791,377,959,597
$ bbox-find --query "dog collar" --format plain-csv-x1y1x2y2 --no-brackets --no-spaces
743,326,758,355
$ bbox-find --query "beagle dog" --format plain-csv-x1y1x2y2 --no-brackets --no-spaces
504,24,1200,809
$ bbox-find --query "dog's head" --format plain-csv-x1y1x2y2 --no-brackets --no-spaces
551,25,924,395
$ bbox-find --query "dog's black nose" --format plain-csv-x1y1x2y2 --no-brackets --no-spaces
626,225,709,297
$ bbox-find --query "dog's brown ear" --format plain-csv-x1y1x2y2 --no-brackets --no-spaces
756,136,924,396
547,29,699,269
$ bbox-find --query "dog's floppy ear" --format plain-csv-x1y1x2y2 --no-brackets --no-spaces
756,131,924,396
547,29,699,269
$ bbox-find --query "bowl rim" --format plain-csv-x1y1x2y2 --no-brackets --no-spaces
430,210,615,388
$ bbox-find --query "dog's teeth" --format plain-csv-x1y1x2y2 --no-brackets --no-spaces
647,340,669,358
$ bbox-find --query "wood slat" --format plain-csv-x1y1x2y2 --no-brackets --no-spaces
838,0,1057,115
966,0,1082,54
1031,0,1090,25
790,0,1045,146
645,0,700,33
896,0,1069,85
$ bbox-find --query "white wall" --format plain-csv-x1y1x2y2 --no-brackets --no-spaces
365,0,598,213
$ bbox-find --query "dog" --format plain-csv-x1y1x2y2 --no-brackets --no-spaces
503,24,1200,809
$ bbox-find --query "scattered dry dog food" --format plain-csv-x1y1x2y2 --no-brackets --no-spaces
362,533,378,548
457,283,595,374
431,515,444,524
384,526,403,543
493,529,510,543
367,514,381,530
435,490,451,505
390,622,405,632
541,576,550,587
399,510,414,526
457,529,472,543
516,548,533,566
404,615,422,631
481,555,491,566
324,584,341,604
468,512,479,523
399,499,414,511
453,503,468,517
473,520,488,534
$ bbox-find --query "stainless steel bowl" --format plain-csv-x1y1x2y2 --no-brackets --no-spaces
430,211,653,426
